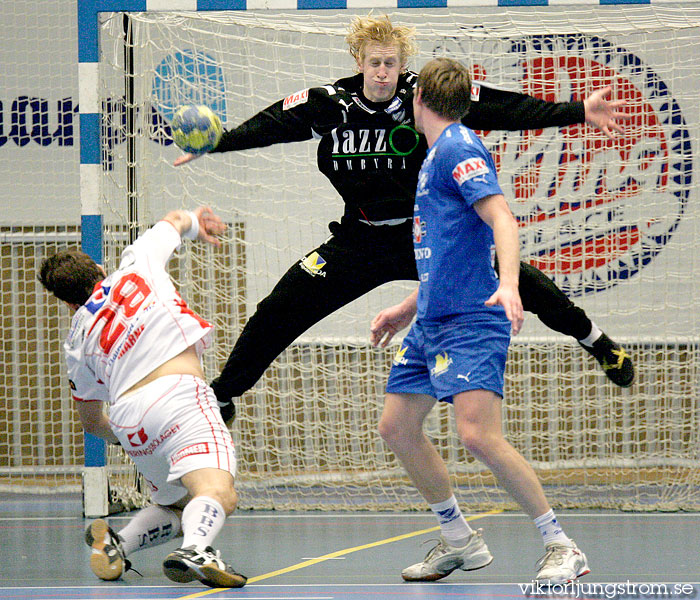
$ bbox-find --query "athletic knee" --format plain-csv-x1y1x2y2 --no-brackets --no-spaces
378,414,420,449
377,415,397,444
182,470,239,515
456,423,501,461
221,488,238,515
200,486,238,516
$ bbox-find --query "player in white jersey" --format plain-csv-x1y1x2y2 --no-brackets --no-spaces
370,59,590,585
39,207,246,588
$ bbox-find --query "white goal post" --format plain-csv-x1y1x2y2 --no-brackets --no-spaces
67,0,700,514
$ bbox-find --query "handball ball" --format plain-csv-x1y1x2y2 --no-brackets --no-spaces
171,105,223,154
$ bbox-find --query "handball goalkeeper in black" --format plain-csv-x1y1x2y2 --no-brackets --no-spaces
174,15,634,422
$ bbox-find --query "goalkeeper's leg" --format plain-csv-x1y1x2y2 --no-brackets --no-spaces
211,266,365,418
517,261,592,339
517,261,634,387
212,222,418,422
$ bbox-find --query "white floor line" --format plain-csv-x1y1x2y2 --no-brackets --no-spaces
1,511,694,522
221,512,692,519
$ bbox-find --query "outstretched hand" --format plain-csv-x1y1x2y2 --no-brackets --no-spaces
583,86,628,140
193,206,226,247
173,152,201,167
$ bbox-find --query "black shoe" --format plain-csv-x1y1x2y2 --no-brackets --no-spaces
210,378,236,424
85,519,134,581
163,545,247,588
580,333,634,388
217,398,236,424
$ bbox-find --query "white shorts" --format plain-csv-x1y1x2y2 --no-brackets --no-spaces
108,374,237,506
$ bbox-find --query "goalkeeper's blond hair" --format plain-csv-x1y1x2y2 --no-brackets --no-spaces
346,14,418,70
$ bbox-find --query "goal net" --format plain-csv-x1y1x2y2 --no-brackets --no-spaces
91,4,700,512
6,4,698,512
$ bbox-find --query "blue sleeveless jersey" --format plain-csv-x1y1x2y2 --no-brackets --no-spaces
413,123,505,322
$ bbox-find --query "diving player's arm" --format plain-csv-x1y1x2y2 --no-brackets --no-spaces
121,207,226,273
67,355,118,443
474,193,523,335
370,288,419,348
464,84,625,139
162,207,226,247
76,400,119,443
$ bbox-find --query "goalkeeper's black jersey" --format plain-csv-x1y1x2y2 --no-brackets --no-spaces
211,72,584,223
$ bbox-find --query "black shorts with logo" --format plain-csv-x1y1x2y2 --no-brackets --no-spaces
213,218,591,401
212,218,417,400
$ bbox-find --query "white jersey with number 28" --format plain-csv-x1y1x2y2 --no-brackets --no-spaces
64,221,212,405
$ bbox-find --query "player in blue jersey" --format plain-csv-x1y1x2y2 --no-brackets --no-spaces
371,58,590,585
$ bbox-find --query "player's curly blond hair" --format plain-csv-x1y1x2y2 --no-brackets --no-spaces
346,14,418,70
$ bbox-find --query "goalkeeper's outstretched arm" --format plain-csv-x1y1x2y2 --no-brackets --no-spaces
174,86,336,166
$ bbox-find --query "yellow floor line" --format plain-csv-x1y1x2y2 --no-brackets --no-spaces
176,508,503,599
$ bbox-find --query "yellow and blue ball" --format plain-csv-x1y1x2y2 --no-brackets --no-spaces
171,105,223,154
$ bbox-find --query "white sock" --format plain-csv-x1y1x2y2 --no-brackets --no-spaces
579,322,603,347
181,496,227,551
118,505,181,556
534,509,573,547
429,495,474,545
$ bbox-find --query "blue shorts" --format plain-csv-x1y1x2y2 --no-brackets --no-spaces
386,315,511,402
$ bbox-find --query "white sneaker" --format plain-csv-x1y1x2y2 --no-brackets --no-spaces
535,541,590,584
163,545,247,588
401,529,493,582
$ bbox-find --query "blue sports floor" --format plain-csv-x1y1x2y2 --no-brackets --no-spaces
1,494,699,600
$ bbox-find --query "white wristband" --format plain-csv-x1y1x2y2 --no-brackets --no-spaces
183,211,200,240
